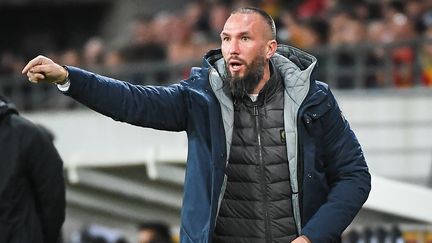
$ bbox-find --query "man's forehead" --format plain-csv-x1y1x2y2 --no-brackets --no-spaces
222,13,263,34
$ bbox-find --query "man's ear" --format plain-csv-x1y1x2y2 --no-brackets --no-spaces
266,40,278,59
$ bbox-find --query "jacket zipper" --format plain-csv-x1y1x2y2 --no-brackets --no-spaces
253,105,272,243
297,131,304,225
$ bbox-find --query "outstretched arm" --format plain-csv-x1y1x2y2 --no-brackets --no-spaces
22,56,189,131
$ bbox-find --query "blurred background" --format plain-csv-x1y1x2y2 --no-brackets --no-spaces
2,0,432,242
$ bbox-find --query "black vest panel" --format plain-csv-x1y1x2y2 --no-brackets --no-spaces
214,69,297,243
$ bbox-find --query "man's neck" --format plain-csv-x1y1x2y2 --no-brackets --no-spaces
251,61,271,94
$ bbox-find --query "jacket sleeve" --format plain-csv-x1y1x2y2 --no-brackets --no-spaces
301,88,371,242
25,124,65,243
64,66,188,131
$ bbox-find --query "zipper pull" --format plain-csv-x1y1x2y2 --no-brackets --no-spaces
253,105,259,116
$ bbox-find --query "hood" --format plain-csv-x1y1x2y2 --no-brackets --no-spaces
0,96,18,121
274,45,317,71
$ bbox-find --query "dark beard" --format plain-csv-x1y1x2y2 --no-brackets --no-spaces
223,56,265,99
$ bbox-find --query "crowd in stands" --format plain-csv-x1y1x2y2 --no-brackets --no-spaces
2,0,432,88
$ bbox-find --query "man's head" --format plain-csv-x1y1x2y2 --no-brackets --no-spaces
220,7,277,98
137,222,172,243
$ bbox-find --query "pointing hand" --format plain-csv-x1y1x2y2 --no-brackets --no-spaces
22,55,68,84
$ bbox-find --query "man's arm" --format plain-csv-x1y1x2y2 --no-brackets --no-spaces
301,88,371,242
22,55,189,131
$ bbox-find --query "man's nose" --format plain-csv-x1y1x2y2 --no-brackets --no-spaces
229,40,240,55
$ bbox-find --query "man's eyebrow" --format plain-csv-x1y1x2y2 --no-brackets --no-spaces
220,31,250,36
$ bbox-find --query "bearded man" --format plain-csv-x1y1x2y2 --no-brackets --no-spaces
23,7,370,243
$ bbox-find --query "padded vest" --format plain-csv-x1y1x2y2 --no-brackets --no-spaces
213,69,297,243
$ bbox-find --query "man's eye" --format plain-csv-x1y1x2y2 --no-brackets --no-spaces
241,36,249,41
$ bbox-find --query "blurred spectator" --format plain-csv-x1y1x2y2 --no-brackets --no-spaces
230,0,256,9
425,230,432,243
389,225,404,243
183,1,209,35
403,229,421,243
389,13,416,87
328,9,370,88
342,228,361,243
0,95,65,243
362,226,374,243
206,2,232,43
375,226,389,242
420,26,432,86
82,37,106,68
118,15,168,84
279,11,321,49
296,0,328,20
151,11,176,47
328,9,366,46
260,0,283,18
78,224,129,243
121,15,166,63
422,11,432,33
166,14,205,65
405,0,426,34
367,20,389,87
351,0,372,22
0,51,25,74
137,221,173,243
364,4,418,88
103,49,124,69
59,48,81,67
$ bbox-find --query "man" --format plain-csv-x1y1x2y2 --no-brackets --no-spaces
137,221,173,243
22,7,370,243
79,224,130,243
0,96,65,243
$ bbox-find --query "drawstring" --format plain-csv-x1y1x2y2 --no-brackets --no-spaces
262,84,271,118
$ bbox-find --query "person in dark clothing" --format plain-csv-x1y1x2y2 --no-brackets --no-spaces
137,221,173,243
23,7,370,243
79,224,130,243
0,95,65,243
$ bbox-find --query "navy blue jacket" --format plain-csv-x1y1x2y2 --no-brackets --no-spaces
64,45,371,243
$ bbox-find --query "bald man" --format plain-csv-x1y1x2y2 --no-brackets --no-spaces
23,7,370,243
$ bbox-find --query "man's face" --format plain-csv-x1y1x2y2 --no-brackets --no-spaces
220,13,271,97
138,229,156,243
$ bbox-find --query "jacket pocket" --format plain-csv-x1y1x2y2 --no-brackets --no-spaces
302,98,332,137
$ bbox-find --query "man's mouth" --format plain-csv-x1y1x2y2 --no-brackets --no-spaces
228,59,244,72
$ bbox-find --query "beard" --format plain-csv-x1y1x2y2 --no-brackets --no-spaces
223,55,265,99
